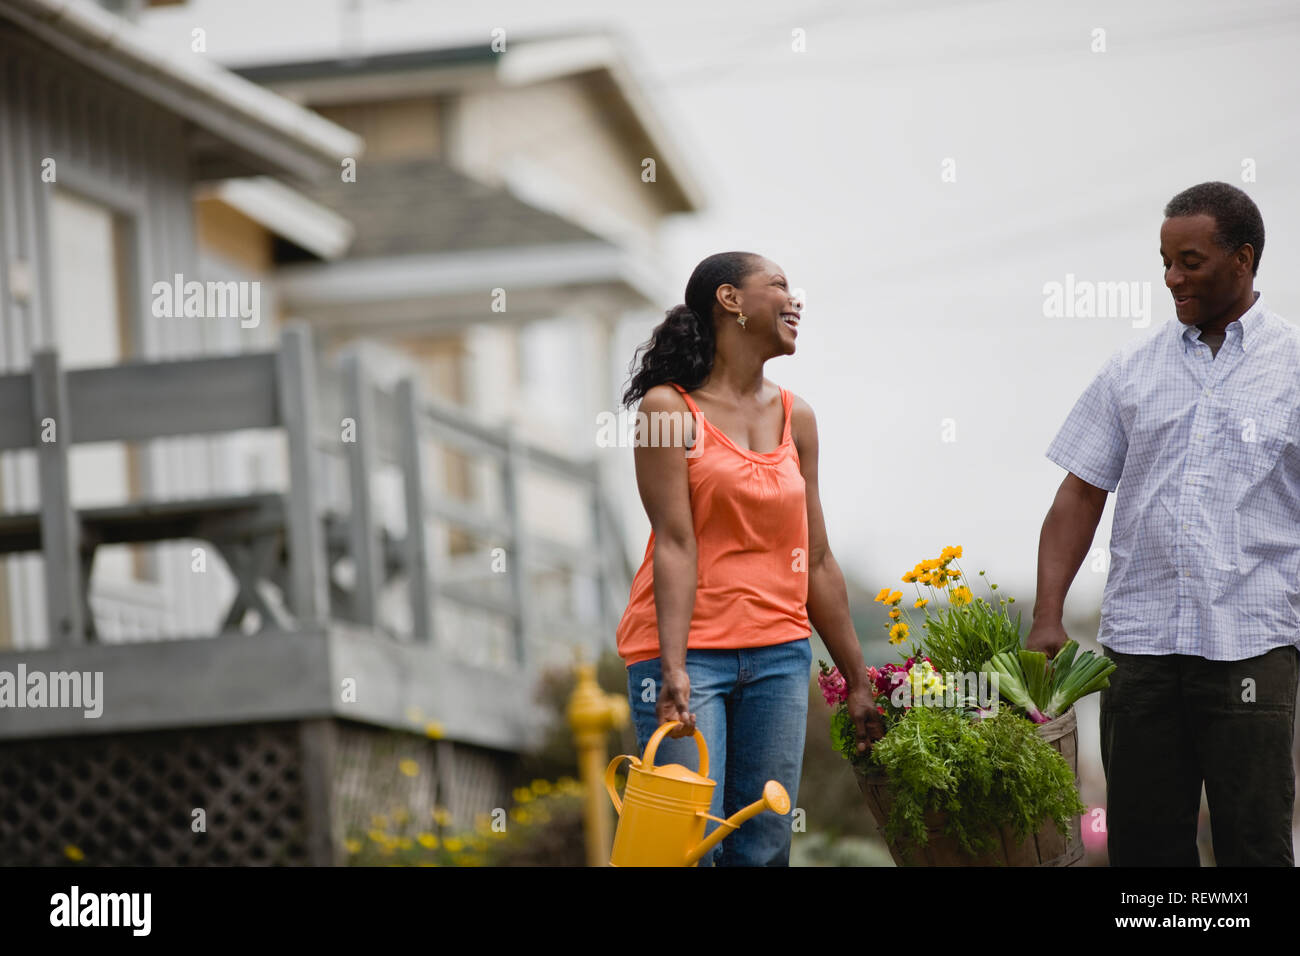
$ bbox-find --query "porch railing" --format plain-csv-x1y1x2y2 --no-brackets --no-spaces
0,324,633,674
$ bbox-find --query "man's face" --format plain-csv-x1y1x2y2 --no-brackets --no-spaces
1159,213,1251,327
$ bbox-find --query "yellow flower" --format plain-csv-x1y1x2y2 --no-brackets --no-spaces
947,568,961,579
432,807,452,826
512,786,534,804
875,587,891,603
368,828,389,844
444,837,463,853
886,590,902,605
344,838,362,854
399,759,420,777
918,573,932,585
529,779,552,796
888,608,901,620
888,622,909,644
901,570,918,583
64,845,84,862
425,721,444,739
417,832,439,849
950,586,973,607
914,598,929,608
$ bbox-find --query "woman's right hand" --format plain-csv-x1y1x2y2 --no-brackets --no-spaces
657,665,696,737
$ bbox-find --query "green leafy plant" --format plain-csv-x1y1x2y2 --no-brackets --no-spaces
867,706,1087,858
983,639,1116,724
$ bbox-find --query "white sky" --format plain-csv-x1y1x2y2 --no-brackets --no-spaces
143,0,1300,620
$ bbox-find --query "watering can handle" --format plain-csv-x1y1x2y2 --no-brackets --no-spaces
642,720,709,778
604,754,639,814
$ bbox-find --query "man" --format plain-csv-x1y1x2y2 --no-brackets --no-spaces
1028,182,1300,866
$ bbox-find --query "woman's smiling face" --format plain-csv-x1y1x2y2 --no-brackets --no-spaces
739,258,802,352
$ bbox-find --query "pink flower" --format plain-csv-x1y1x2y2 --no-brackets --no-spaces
818,667,848,706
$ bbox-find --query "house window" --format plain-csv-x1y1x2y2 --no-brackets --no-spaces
48,186,154,583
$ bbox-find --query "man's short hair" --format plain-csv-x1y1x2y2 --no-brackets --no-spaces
1164,181,1265,275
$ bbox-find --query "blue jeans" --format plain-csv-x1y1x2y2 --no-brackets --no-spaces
625,638,811,867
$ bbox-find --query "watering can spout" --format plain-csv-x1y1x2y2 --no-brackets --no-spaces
684,780,790,866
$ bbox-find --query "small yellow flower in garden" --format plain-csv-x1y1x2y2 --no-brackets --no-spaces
918,573,932,585
901,570,918,583
512,786,533,804
371,814,388,829
432,807,452,826
875,587,891,603
64,845,84,862
424,721,444,739
399,759,419,777
889,622,909,644
530,779,552,796
344,838,362,854
368,828,388,844
888,608,900,620
444,837,463,853
417,832,438,849
509,807,530,824
914,598,928,608
950,586,973,607
886,590,902,605
947,568,961,579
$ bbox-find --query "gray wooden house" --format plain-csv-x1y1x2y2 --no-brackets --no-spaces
0,0,634,865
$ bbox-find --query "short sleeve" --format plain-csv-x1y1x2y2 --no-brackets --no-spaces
1045,353,1127,492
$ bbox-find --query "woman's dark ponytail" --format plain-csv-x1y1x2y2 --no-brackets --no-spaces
620,251,763,409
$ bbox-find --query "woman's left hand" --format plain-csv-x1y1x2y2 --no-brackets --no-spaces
846,682,885,754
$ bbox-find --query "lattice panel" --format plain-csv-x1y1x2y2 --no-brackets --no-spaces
0,723,309,866
0,720,517,866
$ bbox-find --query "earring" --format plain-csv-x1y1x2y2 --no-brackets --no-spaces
736,312,748,328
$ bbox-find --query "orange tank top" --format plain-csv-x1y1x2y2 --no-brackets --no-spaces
615,381,813,667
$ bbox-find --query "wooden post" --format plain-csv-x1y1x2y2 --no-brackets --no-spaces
31,349,85,646
588,468,611,659
396,379,435,646
501,425,531,668
341,351,381,628
276,326,329,630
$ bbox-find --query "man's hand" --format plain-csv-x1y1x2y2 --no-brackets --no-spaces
1026,618,1070,659
847,682,886,754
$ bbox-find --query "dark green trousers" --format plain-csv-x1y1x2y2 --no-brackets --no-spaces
1099,644,1299,866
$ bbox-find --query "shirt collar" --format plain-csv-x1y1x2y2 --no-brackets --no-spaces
1180,292,1265,354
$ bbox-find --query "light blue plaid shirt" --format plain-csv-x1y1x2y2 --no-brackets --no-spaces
1046,294,1300,661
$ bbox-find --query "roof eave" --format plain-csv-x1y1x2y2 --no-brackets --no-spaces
1,0,365,182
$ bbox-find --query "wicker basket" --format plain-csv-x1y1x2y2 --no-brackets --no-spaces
856,706,1086,866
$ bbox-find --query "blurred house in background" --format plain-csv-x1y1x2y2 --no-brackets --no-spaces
229,33,704,584
0,0,703,864
0,0,361,646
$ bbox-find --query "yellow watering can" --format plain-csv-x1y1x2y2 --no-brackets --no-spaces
604,720,790,866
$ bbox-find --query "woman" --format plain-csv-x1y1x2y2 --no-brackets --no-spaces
615,251,883,866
